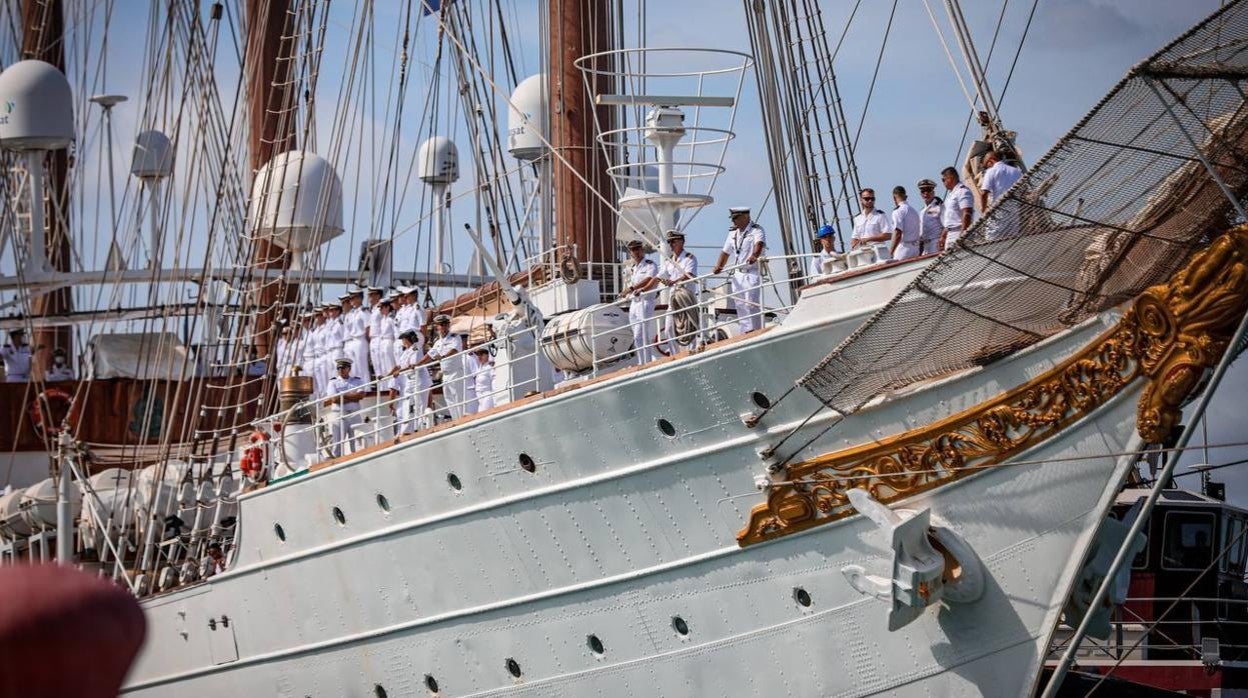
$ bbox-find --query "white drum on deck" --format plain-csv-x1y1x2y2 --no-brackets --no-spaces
539,303,633,373
20,477,81,531
0,489,31,538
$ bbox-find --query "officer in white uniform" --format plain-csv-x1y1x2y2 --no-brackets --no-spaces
45,347,75,381
372,297,398,394
658,229,699,354
470,345,496,413
711,206,767,335
341,291,370,384
978,149,1024,240
272,324,295,379
890,185,922,261
365,287,384,384
421,314,467,419
322,303,347,385
916,179,944,255
621,238,660,363
321,357,366,457
940,166,975,249
1,329,32,382
392,330,432,434
396,286,425,356
808,225,838,280
298,311,319,389
851,188,893,260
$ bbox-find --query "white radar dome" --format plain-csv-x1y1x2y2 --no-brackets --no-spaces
249,150,344,254
131,129,174,179
507,74,547,161
417,136,459,184
0,60,75,151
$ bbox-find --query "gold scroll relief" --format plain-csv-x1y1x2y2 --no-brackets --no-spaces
737,228,1248,547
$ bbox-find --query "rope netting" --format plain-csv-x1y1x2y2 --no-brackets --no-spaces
800,0,1248,415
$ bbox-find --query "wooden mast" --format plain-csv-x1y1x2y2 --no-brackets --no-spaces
20,0,71,376
548,0,615,281
245,0,298,359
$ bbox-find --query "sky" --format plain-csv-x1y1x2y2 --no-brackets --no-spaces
4,0,1248,499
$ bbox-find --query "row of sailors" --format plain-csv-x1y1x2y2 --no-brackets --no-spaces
836,152,1024,269
1,328,76,382
318,317,497,455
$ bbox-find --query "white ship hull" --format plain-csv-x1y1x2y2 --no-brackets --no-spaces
121,267,1139,697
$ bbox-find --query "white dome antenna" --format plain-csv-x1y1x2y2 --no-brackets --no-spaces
131,130,174,268
508,75,547,162
249,150,345,271
418,137,458,273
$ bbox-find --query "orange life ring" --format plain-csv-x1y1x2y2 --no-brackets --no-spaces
30,388,72,437
240,431,270,482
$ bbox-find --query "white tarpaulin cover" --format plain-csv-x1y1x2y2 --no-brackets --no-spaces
86,333,192,380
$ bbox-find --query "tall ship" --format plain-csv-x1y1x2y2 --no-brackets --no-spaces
2,1,1248,696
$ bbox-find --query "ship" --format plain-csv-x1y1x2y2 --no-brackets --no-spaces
1,1,1247,697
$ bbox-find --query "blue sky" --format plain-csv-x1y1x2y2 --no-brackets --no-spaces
6,0,1248,500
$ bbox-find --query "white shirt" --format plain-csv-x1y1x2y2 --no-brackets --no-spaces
660,250,698,293
474,361,496,412
981,161,1023,205
45,364,75,381
1,343,31,380
367,304,382,338
851,210,892,243
919,196,943,241
891,201,921,244
808,250,837,280
942,182,974,229
629,258,659,302
321,319,344,358
428,333,463,377
376,313,396,343
721,224,766,274
398,345,432,389
344,306,368,341
323,375,365,409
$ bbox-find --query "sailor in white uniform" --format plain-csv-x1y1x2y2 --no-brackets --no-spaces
851,188,893,260
978,149,1024,240
916,179,944,255
889,185,922,261
808,224,838,281
298,312,319,389
272,324,295,379
658,229,698,354
392,330,432,434
321,357,366,457
395,286,425,357
711,206,767,335
622,238,660,363
372,297,398,394
940,166,975,249
341,291,370,384
470,345,496,413
365,287,384,385
45,347,75,381
321,303,347,385
1,329,32,382
421,314,467,420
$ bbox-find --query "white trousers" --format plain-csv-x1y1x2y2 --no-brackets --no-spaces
344,338,370,382
920,237,942,256
441,371,466,419
894,241,921,261
629,298,656,363
730,272,762,334
326,408,360,458
461,374,478,416
370,339,396,391
398,374,431,434
945,226,964,248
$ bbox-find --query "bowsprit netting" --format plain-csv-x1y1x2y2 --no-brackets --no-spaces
800,0,1248,415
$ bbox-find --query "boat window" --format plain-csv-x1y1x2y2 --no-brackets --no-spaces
1224,515,1247,575
1162,511,1215,571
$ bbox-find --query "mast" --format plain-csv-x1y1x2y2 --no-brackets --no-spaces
20,0,71,376
245,0,298,359
547,0,615,282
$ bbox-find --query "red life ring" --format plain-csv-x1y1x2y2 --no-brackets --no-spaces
30,388,73,437
240,431,270,482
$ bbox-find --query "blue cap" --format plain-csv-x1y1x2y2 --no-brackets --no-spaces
816,224,836,239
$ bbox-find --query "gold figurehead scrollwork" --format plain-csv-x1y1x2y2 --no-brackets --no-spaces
737,227,1248,547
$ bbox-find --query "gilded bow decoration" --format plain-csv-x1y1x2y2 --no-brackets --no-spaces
738,228,1248,547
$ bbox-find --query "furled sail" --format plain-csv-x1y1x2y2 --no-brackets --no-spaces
800,1,1248,415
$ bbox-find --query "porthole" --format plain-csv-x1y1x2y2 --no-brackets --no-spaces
376,493,391,513
274,523,286,542
447,473,463,492
374,685,388,698
505,657,522,678
672,615,690,636
794,586,812,608
656,418,676,437
424,674,439,694
587,634,605,655
518,453,536,473
750,391,771,409
332,506,347,526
